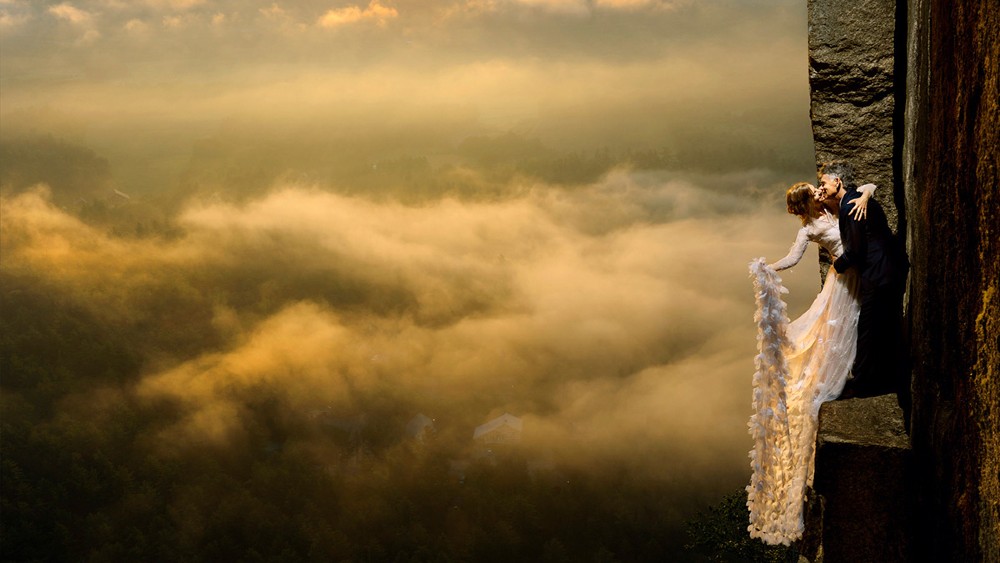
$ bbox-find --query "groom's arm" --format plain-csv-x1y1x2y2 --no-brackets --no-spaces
834,195,868,273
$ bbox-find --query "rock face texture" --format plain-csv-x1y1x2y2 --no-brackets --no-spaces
903,0,1000,560
807,0,999,560
808,0,901,232
804,396,913,563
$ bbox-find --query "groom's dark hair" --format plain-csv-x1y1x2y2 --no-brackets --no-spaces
819,161,857,190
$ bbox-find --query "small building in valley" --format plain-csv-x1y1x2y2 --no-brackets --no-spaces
473,413,522,445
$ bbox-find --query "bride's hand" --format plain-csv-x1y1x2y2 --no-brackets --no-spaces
849,187,873,220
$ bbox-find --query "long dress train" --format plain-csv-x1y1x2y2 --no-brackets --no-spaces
746,210,861,545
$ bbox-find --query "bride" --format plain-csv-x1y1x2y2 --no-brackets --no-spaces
745,181,874,545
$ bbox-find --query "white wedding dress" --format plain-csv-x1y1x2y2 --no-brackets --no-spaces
746,208,862,545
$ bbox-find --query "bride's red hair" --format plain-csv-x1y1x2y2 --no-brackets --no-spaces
786,182,816,223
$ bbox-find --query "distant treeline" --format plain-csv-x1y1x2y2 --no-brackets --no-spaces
0,131,801,209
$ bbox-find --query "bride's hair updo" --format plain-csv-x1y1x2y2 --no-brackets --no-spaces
786,182,815,222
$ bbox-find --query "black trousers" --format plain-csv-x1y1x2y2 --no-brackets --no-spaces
850,281,906,399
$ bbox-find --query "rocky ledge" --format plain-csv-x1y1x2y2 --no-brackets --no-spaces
800,394,913,563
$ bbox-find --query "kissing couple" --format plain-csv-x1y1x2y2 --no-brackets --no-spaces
746,161,910,545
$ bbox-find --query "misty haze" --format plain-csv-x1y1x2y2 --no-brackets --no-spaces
3,1,823,560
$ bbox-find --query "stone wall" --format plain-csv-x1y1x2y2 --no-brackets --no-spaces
903,0,999,559
807,0,999,559
806,396,913,562
808,0,901,232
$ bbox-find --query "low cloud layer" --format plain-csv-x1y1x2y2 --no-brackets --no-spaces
2,168,821,487
2,4,820,553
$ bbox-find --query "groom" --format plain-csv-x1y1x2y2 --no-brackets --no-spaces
817,161,910,405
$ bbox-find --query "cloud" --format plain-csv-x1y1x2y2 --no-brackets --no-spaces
45,2,103,43
48,2,93,24
0,0,821,543
511,0,589,16
123,18,148,33
0,0,814,483
0,187,201,311
1,165,815,476
161,14,184,28
593,0,690,11
317,0,398,28
258,3,287,19
137,301,359,444
149,0,205,9
94,0,204,11
0,0,809,162
460,0,689,18
0,5,30,28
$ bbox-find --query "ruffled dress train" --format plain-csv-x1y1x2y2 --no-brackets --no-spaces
746,212,861,545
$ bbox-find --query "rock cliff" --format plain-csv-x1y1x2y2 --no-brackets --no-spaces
808,0,901,231
805,396,913,562
902,0,999,559
807,0,999,560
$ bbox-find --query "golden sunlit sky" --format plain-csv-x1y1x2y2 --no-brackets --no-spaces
1,0,827,554
2,0,812,171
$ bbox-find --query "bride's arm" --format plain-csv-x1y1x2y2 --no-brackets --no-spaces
769,227,810,271
848,183,877,220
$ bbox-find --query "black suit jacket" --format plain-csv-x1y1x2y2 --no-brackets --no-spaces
833,189,908,289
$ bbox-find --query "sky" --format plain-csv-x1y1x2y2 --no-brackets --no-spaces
0,0,826,544
1,0,813,175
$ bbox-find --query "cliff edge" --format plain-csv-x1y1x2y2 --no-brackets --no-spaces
807,0,999,560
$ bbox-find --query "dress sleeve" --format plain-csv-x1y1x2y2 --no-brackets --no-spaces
770,226,810,271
